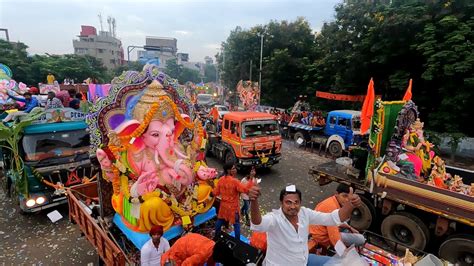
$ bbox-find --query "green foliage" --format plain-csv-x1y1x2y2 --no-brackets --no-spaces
203,64,217,83
219,1,474,136
0,39,112,85
165,59,201,83
0,109,44,197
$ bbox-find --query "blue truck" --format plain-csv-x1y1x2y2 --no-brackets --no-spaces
288,110,367,157
0,108,96,213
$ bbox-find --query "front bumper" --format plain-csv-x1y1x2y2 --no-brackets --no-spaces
19,193,67,213
238,154,282,167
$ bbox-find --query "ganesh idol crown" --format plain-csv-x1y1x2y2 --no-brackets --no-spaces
87,65,217,232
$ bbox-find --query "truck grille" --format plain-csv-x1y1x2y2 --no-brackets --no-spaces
249,148,275,157
35,160,98,187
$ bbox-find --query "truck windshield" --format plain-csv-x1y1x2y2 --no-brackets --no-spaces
22,129,90,162
197,94,213,104
242,120,279,139
352,118,361,131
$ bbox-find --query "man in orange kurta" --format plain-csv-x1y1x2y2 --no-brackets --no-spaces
161,233,215,266
213,162,254,241
310,184,366,249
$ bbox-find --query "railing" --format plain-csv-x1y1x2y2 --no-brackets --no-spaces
67,182,126,266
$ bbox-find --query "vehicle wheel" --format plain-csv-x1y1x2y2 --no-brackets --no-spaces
224,150,236,165
350,196,376,231
381,212,429,252
328,141,343,157
439,234,474,266
294,132,305,145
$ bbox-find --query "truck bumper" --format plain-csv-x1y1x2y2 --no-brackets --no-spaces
238,154,282,168
19,193,68,213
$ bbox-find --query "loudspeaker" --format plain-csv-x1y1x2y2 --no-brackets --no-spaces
213,232,264,265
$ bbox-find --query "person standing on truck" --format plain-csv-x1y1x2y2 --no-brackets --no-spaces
45,91,64,109
240,166,257,226
248,184,361,266
140,225,170,266
2,91,39,123
213,162,255,241
309,183,366,251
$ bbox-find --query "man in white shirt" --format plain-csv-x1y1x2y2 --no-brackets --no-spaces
140,225,170,266
248,185,361,266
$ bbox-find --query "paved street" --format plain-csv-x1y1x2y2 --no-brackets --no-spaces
0,140,336,265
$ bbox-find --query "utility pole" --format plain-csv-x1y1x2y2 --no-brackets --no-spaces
249,60,253,81
258,34,264,105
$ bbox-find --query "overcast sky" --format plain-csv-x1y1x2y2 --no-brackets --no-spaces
0,0,341,62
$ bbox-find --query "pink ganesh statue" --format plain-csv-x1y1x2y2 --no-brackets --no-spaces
95,80,217,232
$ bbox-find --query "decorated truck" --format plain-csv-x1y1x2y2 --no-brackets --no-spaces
68,65,219,264
289,110,366,157
309,100,474,265
206,111,283,170
0,108,95,213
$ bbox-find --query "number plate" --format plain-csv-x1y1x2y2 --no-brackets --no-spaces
260,157,269,164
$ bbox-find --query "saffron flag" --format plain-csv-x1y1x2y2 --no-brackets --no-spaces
403,79,413,101
360,78,375,134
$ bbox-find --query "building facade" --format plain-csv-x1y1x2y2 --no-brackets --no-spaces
73,25,124,69
137,37,178,69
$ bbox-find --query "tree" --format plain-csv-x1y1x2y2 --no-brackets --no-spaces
203,64,217,83
218,18,316,107
180,68,201,83
0,40,33,84
165,58,182,80
112,61,145,77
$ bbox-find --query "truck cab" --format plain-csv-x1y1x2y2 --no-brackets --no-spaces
207,112,282,169
324,110,364,156
2,108,96,213
289,110,365,157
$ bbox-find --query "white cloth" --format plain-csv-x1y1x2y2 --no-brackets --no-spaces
251,207,341,266
140,237,170,266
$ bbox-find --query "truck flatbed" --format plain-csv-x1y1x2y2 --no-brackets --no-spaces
288,122,324,131
310,161,474,226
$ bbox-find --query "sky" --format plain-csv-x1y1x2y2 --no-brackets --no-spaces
0,0,341,62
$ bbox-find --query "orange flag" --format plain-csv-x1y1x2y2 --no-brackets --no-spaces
403,79,413,101
360,78,375,134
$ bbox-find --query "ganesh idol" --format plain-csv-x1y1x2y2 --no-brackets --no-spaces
95,79,216,232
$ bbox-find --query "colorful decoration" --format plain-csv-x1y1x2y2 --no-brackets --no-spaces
88,84,112,102
0,63,13,78
371,101,473,197
87,64,217,233
236,80,260,111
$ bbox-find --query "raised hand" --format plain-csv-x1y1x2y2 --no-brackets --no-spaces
248,185,261,201
348,187,362,208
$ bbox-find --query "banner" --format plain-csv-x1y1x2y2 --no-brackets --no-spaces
39,83,60,94
31,108,86,124
315,91,368,102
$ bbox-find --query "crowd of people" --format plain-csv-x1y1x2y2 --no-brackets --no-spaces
139,162,365,266
1,87,88,123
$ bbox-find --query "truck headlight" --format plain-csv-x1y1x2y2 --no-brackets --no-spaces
36,196,46,205
26,199,36,207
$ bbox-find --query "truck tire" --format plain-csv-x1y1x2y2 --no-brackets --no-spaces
224,150,236,165
294,132,305,145
350,196,375,231
328,141,343,157
439,234,474,266
381,212,429,252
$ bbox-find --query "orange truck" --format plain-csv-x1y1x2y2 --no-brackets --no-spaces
206,112,282,169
